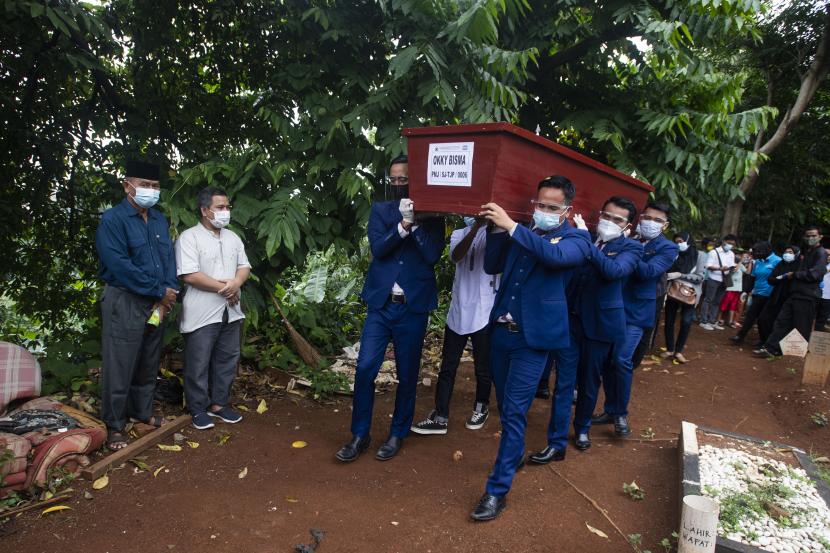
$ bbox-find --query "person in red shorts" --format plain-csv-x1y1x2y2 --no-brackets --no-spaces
715,252,749,329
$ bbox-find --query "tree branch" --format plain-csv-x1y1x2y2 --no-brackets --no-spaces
536,21,638,73
759,5,830,157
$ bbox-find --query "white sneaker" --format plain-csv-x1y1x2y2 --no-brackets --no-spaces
714,323,725,330
700,323,715,331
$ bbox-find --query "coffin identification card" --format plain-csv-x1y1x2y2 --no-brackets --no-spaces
427,142,474,187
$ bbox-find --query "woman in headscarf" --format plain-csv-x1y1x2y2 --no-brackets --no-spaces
662,232,707,363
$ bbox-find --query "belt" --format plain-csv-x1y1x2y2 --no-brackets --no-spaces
389,294,406,304
495,320,520,333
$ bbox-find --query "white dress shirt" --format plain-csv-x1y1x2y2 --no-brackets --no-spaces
446,226,497,335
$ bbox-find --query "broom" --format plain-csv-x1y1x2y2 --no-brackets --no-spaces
268,291,323,367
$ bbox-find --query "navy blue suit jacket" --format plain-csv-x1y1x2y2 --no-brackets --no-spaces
485,221,592,350
360,201,445,314
573,235,643,344
623,234,678,328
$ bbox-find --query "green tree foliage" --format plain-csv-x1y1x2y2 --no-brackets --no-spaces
1,0,535,338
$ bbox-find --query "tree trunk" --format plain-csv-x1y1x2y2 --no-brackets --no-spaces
720,5,830,237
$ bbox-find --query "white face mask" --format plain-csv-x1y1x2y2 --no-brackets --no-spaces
209,209,231,229
639,220,664,240
677,241,689,252
597,219,625,242
782,253,795,263
723,243,733,252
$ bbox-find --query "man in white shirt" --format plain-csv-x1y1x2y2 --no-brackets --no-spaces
176,187,251,430
410,217,497,435
699,234,737,330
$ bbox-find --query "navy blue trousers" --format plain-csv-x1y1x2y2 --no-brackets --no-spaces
543,326,579,451
485,325,549,497
350,300,429,439
602,324,644,417
573,323,615,435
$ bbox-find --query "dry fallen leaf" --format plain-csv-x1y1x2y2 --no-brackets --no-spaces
92,475,109,490
187,441,199,449
256,399,268,414
157,444,182,452
235,404,250,412
217,433,231,446
153,466,166,477
452,450,463,462
291,441,308,449
285,496,299,503
391,521,399,526
586,523,609,539
84,491,93,500
813,456,830,464
42,505,71,516
238,467,248,479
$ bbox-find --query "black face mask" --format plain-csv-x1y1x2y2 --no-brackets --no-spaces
389,184,409,202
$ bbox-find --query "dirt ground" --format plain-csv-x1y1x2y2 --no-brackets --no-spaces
3,324,829,553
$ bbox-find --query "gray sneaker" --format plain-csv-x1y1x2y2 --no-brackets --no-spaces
465,402,489,430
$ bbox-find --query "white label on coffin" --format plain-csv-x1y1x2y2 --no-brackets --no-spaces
427,142,474,187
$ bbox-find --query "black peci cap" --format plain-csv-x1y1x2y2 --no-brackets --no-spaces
125,160,161,181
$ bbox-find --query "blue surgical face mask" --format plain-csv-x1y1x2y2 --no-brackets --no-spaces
463,216,476,227
677,241,689,252
131,184,160,208
639,220,664,240
533,209,563,232
723,243,733,252
783,253,795,263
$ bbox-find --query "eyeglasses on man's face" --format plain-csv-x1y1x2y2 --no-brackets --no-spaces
640,213,666,224
531,200,568,214
599,211,629,225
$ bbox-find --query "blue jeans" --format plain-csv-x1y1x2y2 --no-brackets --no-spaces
485,325,549,497
350,301,429,439
602,324,644,417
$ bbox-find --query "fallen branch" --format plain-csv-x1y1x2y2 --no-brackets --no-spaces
0,494,71,518
547,465,637,552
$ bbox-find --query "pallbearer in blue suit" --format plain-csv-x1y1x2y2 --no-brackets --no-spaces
593,202,678,437
569,197,643,452
335,156,445,463
470,176,592,522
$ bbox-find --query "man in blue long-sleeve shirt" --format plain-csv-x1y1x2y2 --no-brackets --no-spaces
95,160,178,450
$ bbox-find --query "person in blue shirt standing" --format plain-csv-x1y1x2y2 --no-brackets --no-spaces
567,197,643,452
592,202,677,437
730,241,780,347
335,155,445,463
470,175,592,521
95,160,179,450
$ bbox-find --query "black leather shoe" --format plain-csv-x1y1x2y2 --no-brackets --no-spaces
591,412,614,425
535,386,551,400
375,436,403,461
470,493,506,521
729,335,744,345
335,435,371,462
614,416,631,437
528,446,566,465
575,432,591,451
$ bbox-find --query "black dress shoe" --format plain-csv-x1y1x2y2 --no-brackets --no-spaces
528,446,566,465
575,432,591,451
535,386,551,400
335,435,371,462
729,335,744,345
614,416,631,437
591,412,614,425
470,493,507,521
375,436,403,461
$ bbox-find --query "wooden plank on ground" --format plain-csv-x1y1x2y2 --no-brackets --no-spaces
80,414,190,481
